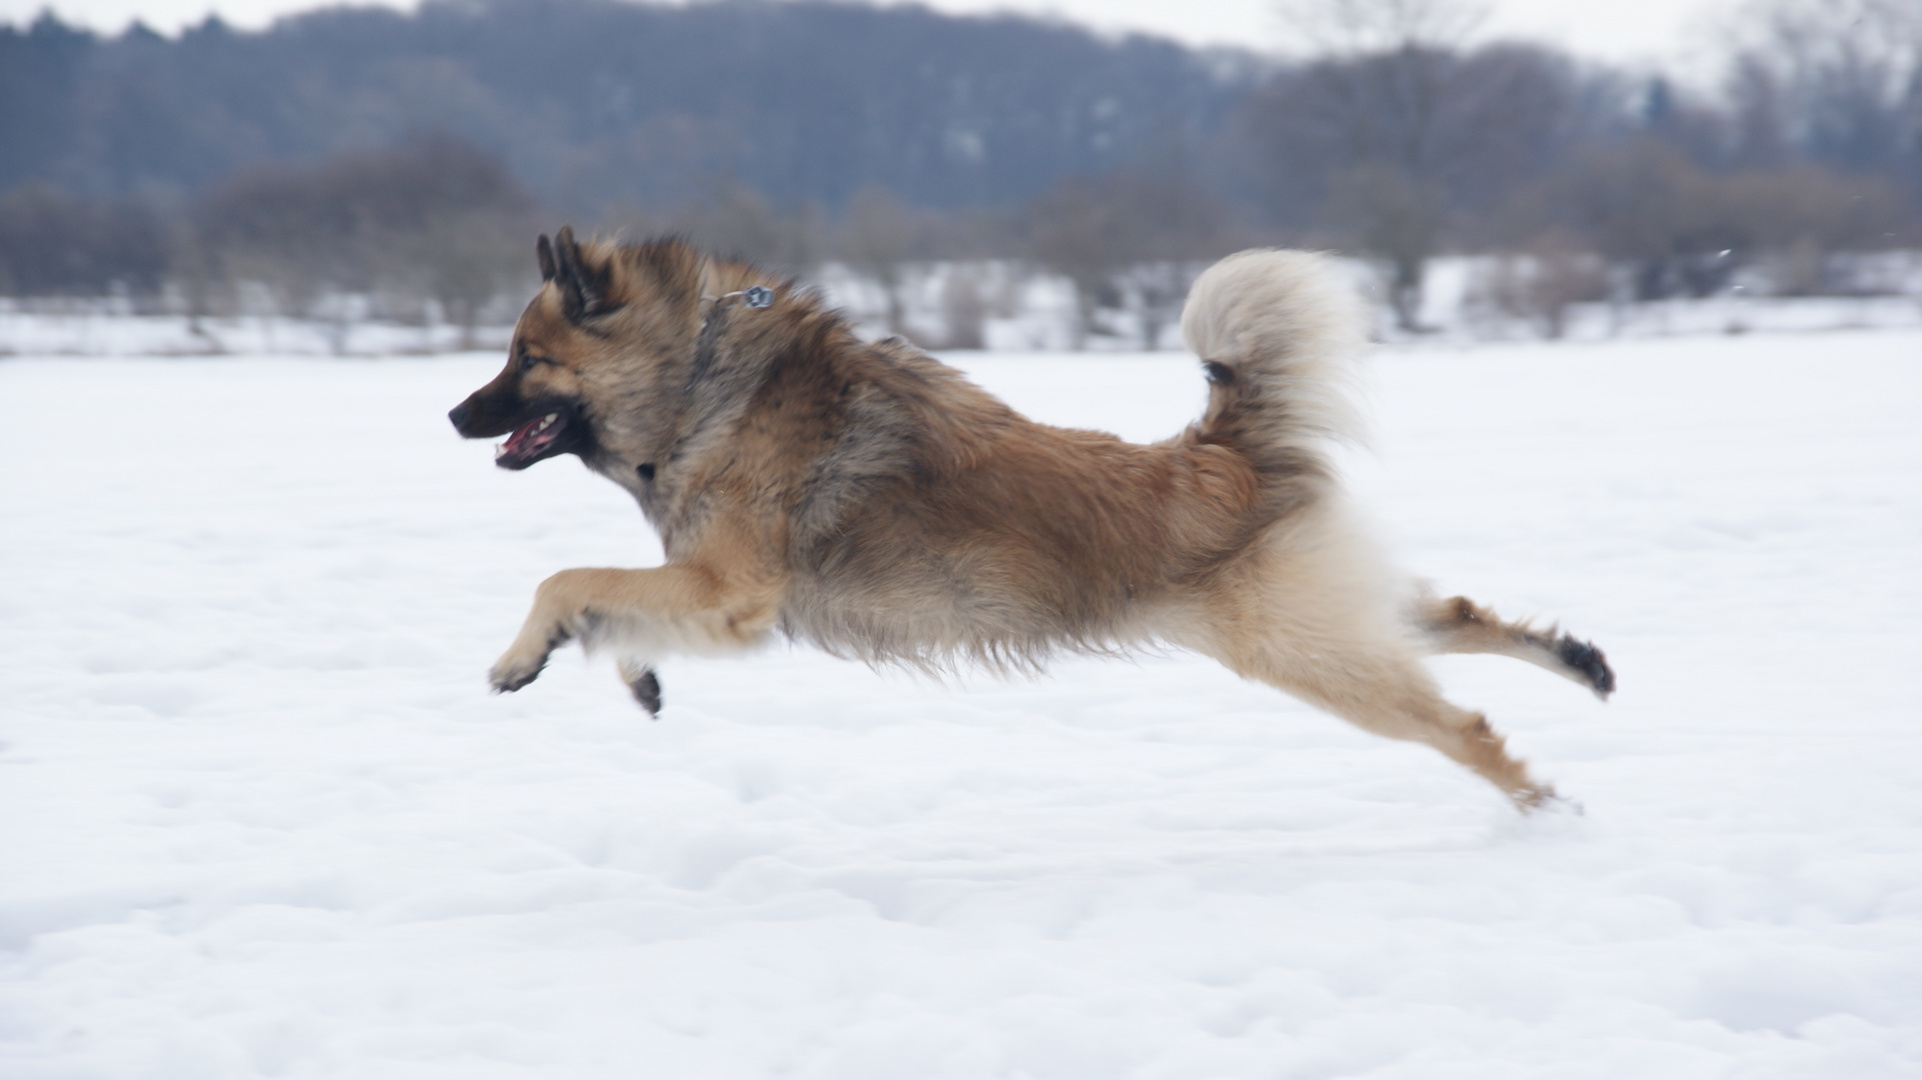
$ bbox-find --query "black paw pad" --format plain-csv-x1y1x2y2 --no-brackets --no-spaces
492,661,545,694
1556,636,1615,698
627,667,663,717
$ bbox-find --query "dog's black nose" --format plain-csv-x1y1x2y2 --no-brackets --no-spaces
448,401,470,431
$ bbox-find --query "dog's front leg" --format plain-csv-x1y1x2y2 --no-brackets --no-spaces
488,565,782,702
489,596,572,694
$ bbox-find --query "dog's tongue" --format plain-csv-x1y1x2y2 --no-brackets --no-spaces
498,412,562,460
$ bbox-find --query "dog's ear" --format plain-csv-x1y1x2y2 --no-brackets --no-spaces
536,234,557,283
550,226,617,324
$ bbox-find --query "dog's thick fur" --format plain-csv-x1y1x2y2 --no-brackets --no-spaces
449,231,1614,810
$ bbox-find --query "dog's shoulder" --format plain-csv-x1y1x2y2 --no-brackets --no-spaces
676,288,1020,556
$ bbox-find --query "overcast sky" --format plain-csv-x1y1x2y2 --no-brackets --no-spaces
2,0,1743,66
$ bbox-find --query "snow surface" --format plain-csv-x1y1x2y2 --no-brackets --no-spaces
2,331,1920,1078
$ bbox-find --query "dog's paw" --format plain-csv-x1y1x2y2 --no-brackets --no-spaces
1508,781,1583,816
489,645,550,694
489,616,577,695
618,659,663,718
1556,635,1615,700
1531,791,1585,817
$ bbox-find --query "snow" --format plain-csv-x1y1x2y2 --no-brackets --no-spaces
2,330,1920,1078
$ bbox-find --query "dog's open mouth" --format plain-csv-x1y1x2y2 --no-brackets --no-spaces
495,409,576,470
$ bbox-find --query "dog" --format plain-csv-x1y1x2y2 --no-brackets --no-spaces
448,230,1613,810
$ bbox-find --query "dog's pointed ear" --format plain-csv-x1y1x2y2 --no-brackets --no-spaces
536,234,557,282
551,225,617,324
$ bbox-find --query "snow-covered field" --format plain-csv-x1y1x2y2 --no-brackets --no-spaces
2,331,1919,1078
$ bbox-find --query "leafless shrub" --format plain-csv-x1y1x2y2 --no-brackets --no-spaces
1022,175,1125,350
1326,165,1447,331
195,133,537,339
1467,232,1610,338
1122,261,1203,351
1248,0,1584,331
416,214,527,349
1722,0,1921,183
658,180,823,278
838,186,923,341
1512,139,1915,299
0,185,169,298
1023,160,1231,349
939,265,988,350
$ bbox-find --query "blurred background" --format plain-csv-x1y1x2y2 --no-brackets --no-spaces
0,0,1917,351
5,9,1920,1070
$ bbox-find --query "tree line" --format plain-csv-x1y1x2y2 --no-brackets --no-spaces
0,0,1916,344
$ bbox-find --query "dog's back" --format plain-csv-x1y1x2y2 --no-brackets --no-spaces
778,252,1369,673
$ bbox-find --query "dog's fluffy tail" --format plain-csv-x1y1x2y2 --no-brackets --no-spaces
1181,249,1367,485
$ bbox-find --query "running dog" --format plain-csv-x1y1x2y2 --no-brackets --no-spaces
448,231,1614,809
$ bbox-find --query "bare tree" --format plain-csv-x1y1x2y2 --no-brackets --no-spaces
665,180,822,278
0,185,169,299
1024,160,1230,349
1276,0,1486,56
418,213,526,350
162,207,222,348
1524,140,1742,300
196,133,536,340
1108,160,1230,349
939,264,988,350
1325,164,1445,328
1123,261,1195,351
838,186,921,340
1252,0,1578,330
1023,175,1127,350
1725,0,1921,176
1507,137,1914,300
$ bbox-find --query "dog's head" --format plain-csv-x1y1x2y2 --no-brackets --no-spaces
446,228,709,471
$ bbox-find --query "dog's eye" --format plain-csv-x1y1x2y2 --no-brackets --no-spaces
520,354,548,372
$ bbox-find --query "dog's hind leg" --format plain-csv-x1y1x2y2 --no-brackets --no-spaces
1416,593,1614,700
1171,534,1561,810
1220,639,1560,810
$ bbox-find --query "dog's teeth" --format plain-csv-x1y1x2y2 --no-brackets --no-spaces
540,413,557,429
494,442,506,457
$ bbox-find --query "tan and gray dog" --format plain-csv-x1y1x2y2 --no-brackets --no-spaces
449,231,1613,810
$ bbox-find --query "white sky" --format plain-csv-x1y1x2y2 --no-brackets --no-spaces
1,0,1742,67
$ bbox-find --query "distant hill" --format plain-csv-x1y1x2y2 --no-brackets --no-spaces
0,0,1260,213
